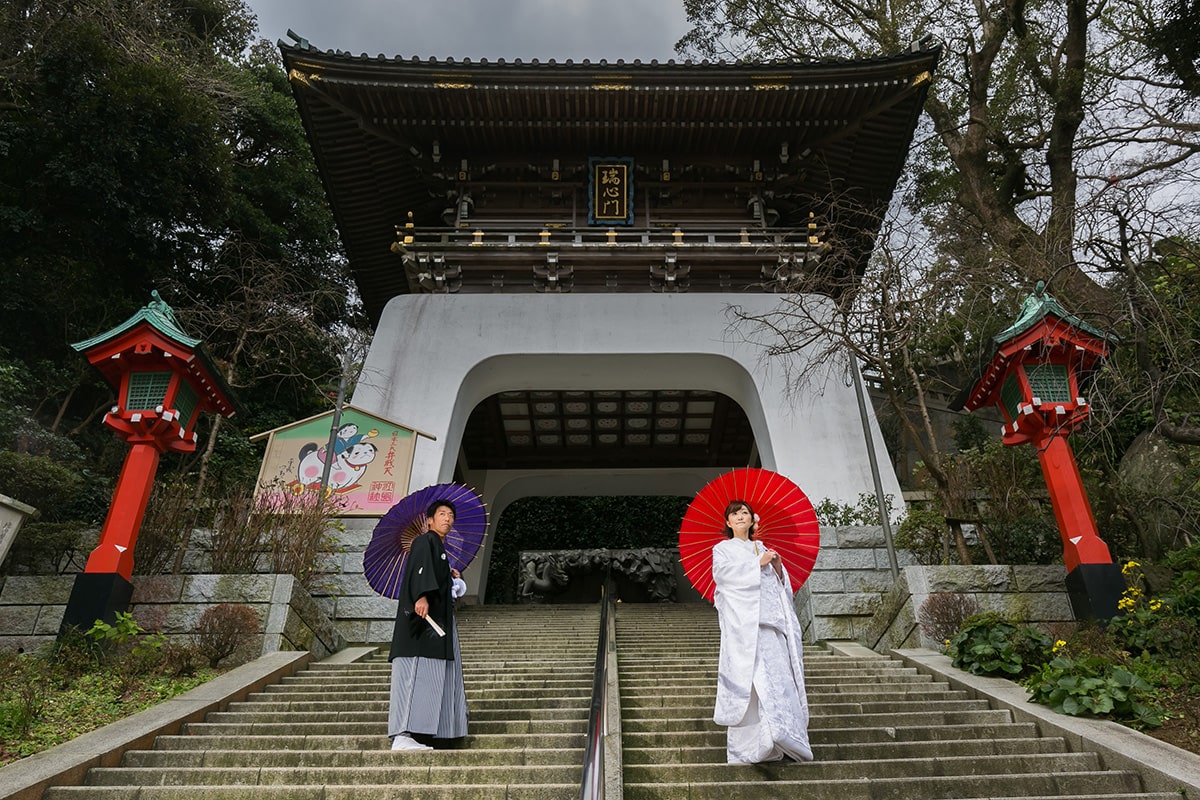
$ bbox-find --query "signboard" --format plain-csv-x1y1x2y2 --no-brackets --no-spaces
250,406,431,516
588,157,634,225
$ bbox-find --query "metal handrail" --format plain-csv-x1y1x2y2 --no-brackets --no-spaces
579,570,617,800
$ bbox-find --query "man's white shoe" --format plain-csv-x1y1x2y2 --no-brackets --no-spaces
391,734,433,751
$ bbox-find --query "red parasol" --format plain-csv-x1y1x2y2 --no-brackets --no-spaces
678,468,821,602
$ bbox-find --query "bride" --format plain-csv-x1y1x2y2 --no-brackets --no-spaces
711,499,813,764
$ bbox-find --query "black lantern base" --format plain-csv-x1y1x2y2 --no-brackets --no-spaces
1065,562,1124,623
59,572,134,637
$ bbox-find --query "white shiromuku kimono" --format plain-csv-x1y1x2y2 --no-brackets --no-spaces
712,536,813,765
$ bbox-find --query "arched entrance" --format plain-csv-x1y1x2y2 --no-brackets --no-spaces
352,292,901,600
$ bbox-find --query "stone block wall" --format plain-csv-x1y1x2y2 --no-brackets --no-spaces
307,518,400,645
794,525,916,642
0,573,345,659
861,564,1076,651
1,518,1083,656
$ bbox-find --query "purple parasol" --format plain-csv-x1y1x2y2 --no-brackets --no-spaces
362,482,488,599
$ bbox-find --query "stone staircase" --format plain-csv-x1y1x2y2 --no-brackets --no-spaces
616,602,1180,800
41,605,599,799
29,602,1190,800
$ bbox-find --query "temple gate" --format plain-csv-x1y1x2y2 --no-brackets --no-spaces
280,38,940,600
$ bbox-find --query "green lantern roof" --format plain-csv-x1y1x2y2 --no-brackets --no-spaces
70,291,239,418
70,291,201,353
993,281,1117,345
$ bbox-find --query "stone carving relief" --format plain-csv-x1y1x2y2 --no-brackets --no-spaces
518,548,679,603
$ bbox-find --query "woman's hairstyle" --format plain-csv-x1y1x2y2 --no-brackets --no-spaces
721,499,756,538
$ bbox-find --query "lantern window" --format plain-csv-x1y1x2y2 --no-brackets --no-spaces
1026,364,1071,403
126,372,173,411
174,382,199,426
1000,373,1024,421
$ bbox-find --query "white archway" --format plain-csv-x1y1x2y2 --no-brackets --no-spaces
352,293,901,599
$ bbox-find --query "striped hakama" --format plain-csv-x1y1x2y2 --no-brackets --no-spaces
387,618,468,739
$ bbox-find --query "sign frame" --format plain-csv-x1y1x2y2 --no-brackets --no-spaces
588,156,635,226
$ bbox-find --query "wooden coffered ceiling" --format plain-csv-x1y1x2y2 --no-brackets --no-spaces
460,389,756,470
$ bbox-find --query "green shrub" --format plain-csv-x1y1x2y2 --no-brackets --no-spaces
813,493,896,527
0,652,50,738
0,450,82,518
2,521,90,575
1111,559,1200,658
947,612,1053,678
1023,653,1164,728
895,508,945,566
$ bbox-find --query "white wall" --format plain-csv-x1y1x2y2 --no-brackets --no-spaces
352,293,901,598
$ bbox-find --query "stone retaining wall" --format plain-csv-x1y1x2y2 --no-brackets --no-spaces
1,520,1081,655
794,524,917,642
861,564,1076,651
0,573,345,659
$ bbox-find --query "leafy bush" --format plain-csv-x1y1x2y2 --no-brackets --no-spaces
0,449,100,575
84,611,168,680
191,603,260,668
1112,560,1198,658
2,521,90,575
0,652,50,739
813,493,896,527
947,612,1053,678
1023,652,1164,728
0,449,82,519
895,508,946,566
1161,543,1200,620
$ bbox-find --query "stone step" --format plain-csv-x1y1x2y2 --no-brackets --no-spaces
76,763,583,787
621,721,1050,748
226,693,593,712
622,771,1161,800
624,735,1070,764
624,751,1105,782
621,688,971,704
184,719,587,736
122,746,582,767
622,699,992,720
41,788,589,800
260,677,594,694
149,732,588,751
622,708,1016,733
202,707,589,724
249,685,594,702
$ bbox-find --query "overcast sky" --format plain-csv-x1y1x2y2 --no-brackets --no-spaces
247,0,695,62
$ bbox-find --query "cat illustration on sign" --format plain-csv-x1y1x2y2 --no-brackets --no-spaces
292,423,379,494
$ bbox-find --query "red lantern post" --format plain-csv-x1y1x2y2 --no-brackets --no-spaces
60,292,237,632
961,282,1122,620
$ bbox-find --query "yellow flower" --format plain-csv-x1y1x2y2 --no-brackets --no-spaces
1052,639,1067,653
1149,600,1163,612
